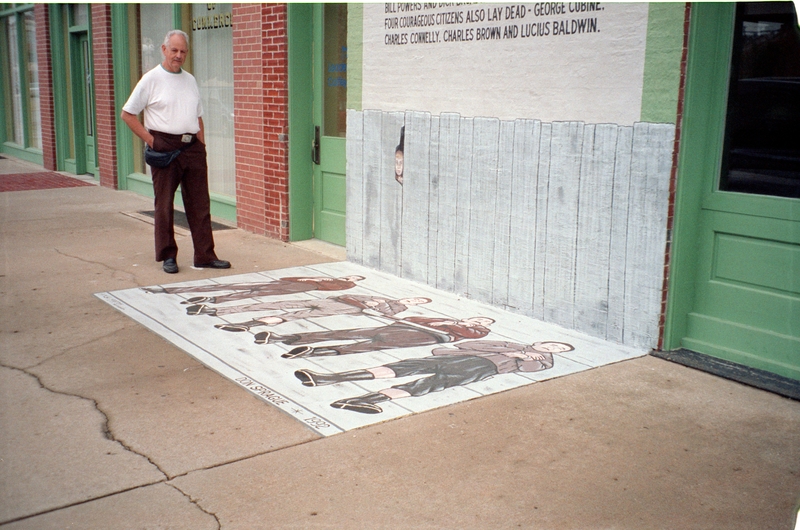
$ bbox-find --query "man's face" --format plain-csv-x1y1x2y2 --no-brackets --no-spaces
162,35,188,73
399,297,430,306
462,317,494,327
532,342,573,354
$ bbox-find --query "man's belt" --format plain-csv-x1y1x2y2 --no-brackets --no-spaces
144,131,198,168
151,131,197,143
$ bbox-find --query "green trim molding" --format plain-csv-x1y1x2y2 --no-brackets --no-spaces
640,2,686,124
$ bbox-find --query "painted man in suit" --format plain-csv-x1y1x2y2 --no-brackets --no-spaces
142,275,365,304
259,316,495,357
191,295,431,331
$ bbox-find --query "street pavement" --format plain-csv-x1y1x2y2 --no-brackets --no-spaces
1,156,799,529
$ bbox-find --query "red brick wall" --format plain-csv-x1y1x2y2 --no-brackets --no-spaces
232,3,290,241
91,4,118,189
34,4,57,171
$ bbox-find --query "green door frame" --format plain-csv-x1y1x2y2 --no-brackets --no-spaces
664,3,735,350
664,2,800,380
287,3,314,241
287,3,348,244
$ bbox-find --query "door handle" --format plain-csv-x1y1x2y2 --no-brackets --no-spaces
312,126,320,165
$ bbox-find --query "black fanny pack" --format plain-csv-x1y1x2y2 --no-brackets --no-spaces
144,141,193,168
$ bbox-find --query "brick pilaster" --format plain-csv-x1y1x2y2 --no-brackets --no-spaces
35,4,57,171
232,3,290,240
91,4,118,189
657,2,692,350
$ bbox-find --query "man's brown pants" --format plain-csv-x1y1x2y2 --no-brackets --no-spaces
150,131,217,265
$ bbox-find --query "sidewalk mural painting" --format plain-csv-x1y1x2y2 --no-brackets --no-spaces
298,340,575,415
96,262,647,435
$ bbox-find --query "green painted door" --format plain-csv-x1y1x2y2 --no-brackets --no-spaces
78,33,97,176
311,3,347,246
72,31,97,177
666,3,800,380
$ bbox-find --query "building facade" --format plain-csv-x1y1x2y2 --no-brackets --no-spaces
2,2,798,388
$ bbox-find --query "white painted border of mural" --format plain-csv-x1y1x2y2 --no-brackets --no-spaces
97,262,646,436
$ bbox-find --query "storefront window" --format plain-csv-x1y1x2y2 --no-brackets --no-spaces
134,4,235,199
191,3,235,198
24,10,41,149
5,15,24,145
1,6,41,151
139,5,173,74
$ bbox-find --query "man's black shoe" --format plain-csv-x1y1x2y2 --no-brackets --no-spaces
163,258,179,274
194,259,231,269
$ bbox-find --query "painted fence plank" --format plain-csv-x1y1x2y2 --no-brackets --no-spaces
624,123,674,348
435,113,462,292
544,121,584,329
467,117,500,304
401,111,432,283
574,124,618,337
362,110,383,269
379,112,406,275
346,109,364,264
533,122,552,321
507,119,541,315
606,126,633,343
453,116,474,297
491,120,515,308
426,115,441,285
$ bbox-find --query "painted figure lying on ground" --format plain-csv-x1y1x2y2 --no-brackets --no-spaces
185,295,431,331
142,275,365,304
294,339,575,414
256,316,495,357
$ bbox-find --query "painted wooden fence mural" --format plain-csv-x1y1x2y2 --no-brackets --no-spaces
346,110,675,349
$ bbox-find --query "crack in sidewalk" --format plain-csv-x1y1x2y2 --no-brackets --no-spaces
53,247,145,287
165,482,222,529
0,363,227,528
0,362,169,478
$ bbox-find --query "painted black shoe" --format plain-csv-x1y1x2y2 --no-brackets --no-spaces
330,393,388,414
194,259,231,269
186,304,216,316
181,296,216,305
215,324,250,332
254,331,272,344
281,346,313,358
163,258,179,274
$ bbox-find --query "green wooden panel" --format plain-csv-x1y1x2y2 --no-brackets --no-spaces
714,234,800,295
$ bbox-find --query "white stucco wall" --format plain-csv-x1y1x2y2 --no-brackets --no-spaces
362,2,650,125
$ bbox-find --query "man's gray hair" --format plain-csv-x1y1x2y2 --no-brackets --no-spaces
163,30,189,48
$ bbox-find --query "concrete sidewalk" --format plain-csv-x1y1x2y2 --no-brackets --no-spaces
1,156,799,529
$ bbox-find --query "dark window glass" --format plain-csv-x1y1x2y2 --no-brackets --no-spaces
721,2,800,198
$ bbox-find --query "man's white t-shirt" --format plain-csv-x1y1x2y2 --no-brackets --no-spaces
122,65,203,135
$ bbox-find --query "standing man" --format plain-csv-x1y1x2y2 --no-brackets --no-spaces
121,30,230,274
